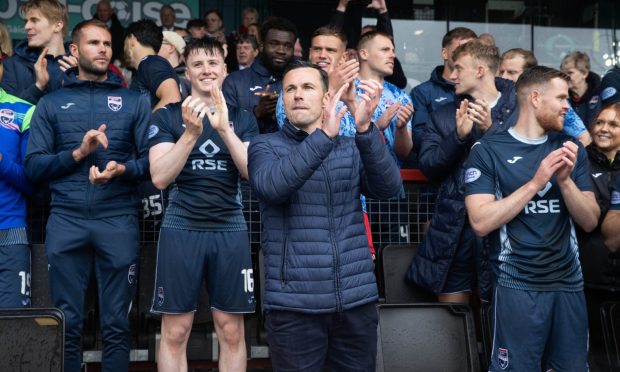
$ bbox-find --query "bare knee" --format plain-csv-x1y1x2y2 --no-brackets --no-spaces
213,312,244,347
161,314,193,349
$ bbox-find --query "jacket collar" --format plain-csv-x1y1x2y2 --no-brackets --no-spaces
62,67,124,89
251,58,282,80
586,144,620,170
282,120,310,142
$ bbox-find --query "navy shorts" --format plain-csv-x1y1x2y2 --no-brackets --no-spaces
151,227,255,314
441,227,475,294
0,244,30,307
489,286,587,372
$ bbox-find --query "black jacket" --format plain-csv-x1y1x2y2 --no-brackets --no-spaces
577,145,620,290
570,71,601,127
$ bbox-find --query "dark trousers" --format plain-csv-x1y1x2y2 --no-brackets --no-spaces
45,213,139,372
266,301,378,372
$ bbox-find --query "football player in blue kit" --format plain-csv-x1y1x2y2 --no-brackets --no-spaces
148,38,258,372
602,174,620,251
464,66,600,372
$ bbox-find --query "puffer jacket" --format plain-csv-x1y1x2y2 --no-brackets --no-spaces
577,145,620,289
0,40,70,104
25,68,151,219
407,77,519,301
248,122,402,313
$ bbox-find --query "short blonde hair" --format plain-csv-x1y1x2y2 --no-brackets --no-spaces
21,0,68,38
0,22,13,56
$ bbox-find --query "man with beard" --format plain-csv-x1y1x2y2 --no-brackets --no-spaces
223,17,297,133
25,19,150,371
464,66,599,371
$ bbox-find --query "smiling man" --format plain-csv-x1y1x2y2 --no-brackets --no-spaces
148,38,258,372
409,40,518,304
464,66,599,372
1,0,76,104
223,17,297,133
25,19,151,371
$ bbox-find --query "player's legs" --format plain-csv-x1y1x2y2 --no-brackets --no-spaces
0,243,30,307
438,227,475,304
92,215,140,372
158,312,195,372
45,213,93,371
326,302,378,372
151,228,208,370
212,309,246,372
542,291,588,372
205,231,255,371
489,286,552,371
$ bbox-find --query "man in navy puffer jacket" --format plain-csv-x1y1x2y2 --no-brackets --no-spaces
25,20,150,372
249,61,401,372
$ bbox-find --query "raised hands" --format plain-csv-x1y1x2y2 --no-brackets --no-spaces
456,99,474,140
58,55,78,72
532,141,578,190
354,79,382,132
73,124,108,162
181,95,207,139
321,83,349,138
332,59,360,115
467,98,492,133
396,103,414,130
253,84,279,120
34,48,49,91
208,84,230,133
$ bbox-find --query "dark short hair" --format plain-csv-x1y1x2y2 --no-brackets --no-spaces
357,30,393,50
237,34,259,50
442,27,477,48
183,37,225,62
501,48,538,69
125,19,163,53
452,39,500,74
205,9,223,22
312,25,347,47
71,19,110,44
260,16,298,44
186,19,206,30
515,65,570,104
160,4,173,13
283,60,328,92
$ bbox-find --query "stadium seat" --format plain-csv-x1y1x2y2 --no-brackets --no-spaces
0,307,64,371
380,245,435,303
376,303,480,372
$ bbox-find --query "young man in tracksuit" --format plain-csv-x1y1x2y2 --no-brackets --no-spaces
0,55,36,308
25,20,150,372
1,0,76,104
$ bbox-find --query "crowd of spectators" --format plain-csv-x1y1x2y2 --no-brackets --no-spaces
0,0,620,371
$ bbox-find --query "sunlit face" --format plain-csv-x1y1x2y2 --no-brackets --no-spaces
24,9,62,48
360,34,395,77
236,41,258,68
71,25,112,79
160,7,176,29
282,67,326,129
450,53,479,96
309,35,345,73
535,78,570,132
185,48,227,95
591,107,620,156
499,55,526,82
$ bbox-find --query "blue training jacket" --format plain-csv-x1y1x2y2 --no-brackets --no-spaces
0,40,70,104
248,122,402,313
25,68,151,219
